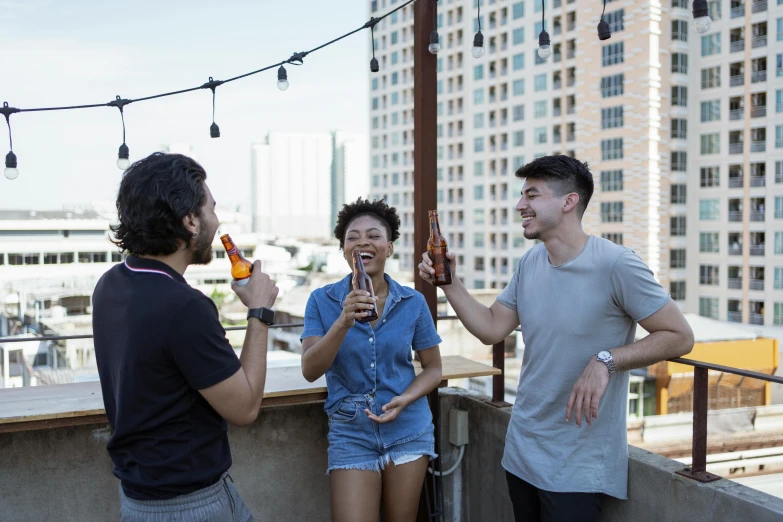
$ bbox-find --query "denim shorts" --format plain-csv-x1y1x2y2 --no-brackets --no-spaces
326,394,437,474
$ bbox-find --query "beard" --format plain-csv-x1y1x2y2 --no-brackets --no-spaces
523,229,541,240
189,229,214,265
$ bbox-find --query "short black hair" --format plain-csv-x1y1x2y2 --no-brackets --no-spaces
333,198,400,249
515,155,594,216
110,152,208,256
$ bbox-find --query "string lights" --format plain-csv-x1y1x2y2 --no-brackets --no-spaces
0,0,713,180
537,0,551,60
691,0,712,34
597,0,611,41
471,0,484,58
1,102,19,180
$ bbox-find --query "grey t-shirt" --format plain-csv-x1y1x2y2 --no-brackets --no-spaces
497,235,669,499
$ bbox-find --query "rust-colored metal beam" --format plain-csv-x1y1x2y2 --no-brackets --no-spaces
413,0,438,322
676,367,721,483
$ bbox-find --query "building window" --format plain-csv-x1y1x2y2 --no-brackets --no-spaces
777,161,783,184
601,138,623,160
534,74,547,91
602,233,623,245
671,249,687,269
671,184,687,204
775,267,783,290
43,253,58,265
602,42,624,66
513,28,525,45
600,201,624,222
474,137,484,152
60,253,74,264
700,265,719,285
775,196,783,219
111,251,122,262
700,100,721,122
474,233,485,248
700,33,721,56
601,74,624,97
474,113,484,129
671,216,686,236
700,166,720,187
513,104,525,121
699,297,719,319
513,130,525,146
777,232,783,255
699,232,719,253
671,151,687,172
672,20,688,41
671,118,687,139
672,86,688,106
601,106,624,129
474,185,484,200
701,66,721,89
534,101,547,118
473,209,485,225
513,79,525,96
78,252,107,263
534,127,547,144
699,199,720,220
775,303,783,326
670,281,686,301
513,53,525,70
700,133,720,154
474,65,484,81
672,52,688,74
474,161,484,176
605,9,624,33
600,170,624,192
474,88,484,104
513,1,525,19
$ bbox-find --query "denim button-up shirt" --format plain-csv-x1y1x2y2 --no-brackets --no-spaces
301,274,442,448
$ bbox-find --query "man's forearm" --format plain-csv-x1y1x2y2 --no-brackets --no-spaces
239,318,269,411
443,279,506,345
611,330,692,372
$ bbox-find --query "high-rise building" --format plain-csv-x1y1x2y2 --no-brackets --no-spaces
251,133,333,239
367,0,783,326
331,131,371,225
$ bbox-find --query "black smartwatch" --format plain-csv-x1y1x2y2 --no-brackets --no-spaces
247,307,275,325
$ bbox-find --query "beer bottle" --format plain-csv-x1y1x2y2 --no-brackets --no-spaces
427,210,452,286
352,250,379,322
220,234,253,286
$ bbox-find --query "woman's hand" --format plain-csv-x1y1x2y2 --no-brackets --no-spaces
338,290,377,329
364,395,410,424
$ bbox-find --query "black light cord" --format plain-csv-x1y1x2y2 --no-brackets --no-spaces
542,0,545,31
6,0,417,116
477,0,481,31
601,0,607,20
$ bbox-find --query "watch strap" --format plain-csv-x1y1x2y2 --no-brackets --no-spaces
247,307,275,325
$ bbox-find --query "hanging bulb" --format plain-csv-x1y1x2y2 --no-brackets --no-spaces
597,19,611,40
472,31,485,58
370,57,379,73
4,151,18,180
277,65,289,91
117,143,130,171
692,0,711,34
210,122,220,138
428,30,441,54
537,30,551,60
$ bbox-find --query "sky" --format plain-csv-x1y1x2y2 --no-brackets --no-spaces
0,0,371,212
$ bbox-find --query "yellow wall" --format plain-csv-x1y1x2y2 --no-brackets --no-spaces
654,337,779,415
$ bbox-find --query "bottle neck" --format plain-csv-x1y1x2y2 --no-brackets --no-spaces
429,218,441,238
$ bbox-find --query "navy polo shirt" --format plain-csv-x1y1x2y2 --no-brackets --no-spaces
92,255,241,500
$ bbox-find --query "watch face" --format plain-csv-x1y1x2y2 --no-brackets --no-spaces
598,350,611,360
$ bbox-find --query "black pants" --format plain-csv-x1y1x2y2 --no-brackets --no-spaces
505,471,602,522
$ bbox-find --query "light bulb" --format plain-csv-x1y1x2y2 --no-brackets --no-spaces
538,45,552,59
117,143,130,171
5,151,18,179
472,31,485,58
692,16,711,34
277,65,289,91
429,30,441,55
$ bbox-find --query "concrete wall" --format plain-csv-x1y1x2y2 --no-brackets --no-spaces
2,389,783,522
0,402,331,522
436,388,783,522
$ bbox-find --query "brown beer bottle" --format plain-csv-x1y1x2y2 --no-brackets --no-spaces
352,250,379,322
220,234,253,286
427,210,452,286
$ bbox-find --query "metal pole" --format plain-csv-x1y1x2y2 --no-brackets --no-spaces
676,367,720,482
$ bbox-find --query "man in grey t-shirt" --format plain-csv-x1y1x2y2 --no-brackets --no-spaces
419,155,694,521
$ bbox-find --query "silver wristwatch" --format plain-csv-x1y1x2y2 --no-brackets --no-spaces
596,350,616,374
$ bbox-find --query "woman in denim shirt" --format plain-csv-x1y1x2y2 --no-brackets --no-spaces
301,198,443,522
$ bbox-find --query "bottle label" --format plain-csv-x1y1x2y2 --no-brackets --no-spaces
430,251,452,277
233,277,250,287
227,247,238,256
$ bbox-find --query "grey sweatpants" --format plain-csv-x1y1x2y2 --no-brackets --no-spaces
118,472,254,522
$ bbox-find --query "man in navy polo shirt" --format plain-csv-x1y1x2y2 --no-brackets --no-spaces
93,152,278,521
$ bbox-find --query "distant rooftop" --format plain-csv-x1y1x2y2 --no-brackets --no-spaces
0,209,106,221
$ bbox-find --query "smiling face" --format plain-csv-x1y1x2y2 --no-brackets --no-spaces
515,178,571,241
343,214,393,276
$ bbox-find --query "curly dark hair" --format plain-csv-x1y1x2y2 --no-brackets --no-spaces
333,197,401,249
110,152,207,256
